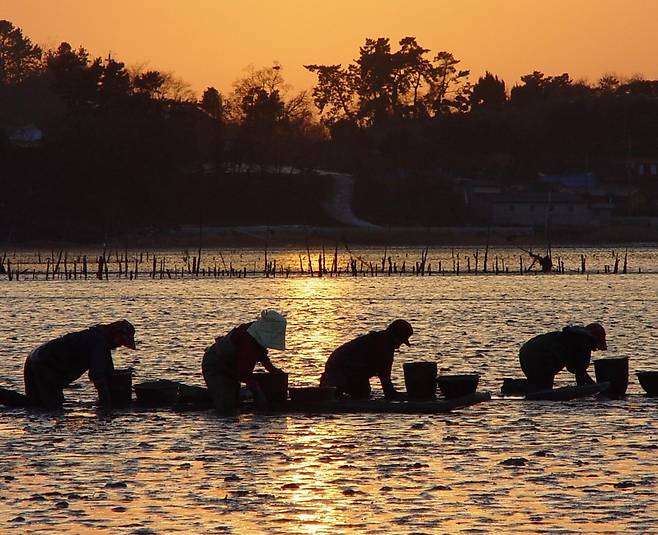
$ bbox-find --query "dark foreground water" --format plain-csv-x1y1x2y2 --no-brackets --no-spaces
1,258,657,533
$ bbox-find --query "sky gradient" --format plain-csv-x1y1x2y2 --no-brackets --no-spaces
2,0,657,96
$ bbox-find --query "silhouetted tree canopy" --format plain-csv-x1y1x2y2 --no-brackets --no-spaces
1,21,658,242
223,64,315,171
306,36,470,127
510,71,591,106
98,57,131,103
471,72,506,110
133,70,166,99
598,74,620,94
200,86,223,121
46,42,103,106
303,64,357,123
0,20,42,85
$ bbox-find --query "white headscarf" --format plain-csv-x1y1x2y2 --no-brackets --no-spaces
247,309,287,350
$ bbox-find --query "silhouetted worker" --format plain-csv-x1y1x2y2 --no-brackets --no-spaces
24,320,136,410
202,309,287,413
320,319,413,399
528,251,553,273
519,323,607,388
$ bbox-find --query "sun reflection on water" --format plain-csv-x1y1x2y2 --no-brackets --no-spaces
1,269,657,532
281,277,349,387
277,415,353,533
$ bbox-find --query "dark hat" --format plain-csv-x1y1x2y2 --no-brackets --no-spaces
387,319,413,346
105,319,136,350
585,322,607,350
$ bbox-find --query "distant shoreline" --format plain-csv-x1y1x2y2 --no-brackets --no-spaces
4,223,658,250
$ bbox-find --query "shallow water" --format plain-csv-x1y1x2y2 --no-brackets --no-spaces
1,257,658,533
5,244,658,278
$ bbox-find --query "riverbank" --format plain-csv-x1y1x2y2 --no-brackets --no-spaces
5,221,658,250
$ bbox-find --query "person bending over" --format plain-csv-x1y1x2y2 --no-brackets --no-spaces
320,319,413,400
519,322,607,389
24,320,136,410
202,309,287,413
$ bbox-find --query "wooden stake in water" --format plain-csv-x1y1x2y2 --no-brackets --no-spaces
264,243,268,278
306,242,313,276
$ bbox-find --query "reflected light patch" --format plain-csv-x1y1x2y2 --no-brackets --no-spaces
283,277,346,371
278,416,350,532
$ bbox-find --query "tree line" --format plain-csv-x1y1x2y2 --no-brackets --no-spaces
1,20,657,240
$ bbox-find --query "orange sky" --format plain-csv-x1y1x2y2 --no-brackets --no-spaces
2,0,657,96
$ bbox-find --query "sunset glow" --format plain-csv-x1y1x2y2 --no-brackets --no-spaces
2,1,658,532
3,0,657,95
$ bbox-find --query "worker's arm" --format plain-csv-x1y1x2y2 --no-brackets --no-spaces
261,353,285,375
378,353,403,400
566,347,594,385
88,341,114,410
575,371,595,385
380,377,403,400
92,376,113,410
569,359,595,385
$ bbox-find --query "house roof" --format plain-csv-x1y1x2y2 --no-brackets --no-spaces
491,192,587,205
539,173,595,188
7,125,43,146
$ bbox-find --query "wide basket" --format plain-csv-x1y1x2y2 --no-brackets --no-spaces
437,374,480,399
134,379,179,406
637,371,658,396
252,372,289,403
177,384,212,404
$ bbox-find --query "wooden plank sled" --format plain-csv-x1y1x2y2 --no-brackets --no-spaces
2,387,491,414
239,391,492,414
0,387,30,407
524,382,611,401
501,378,612,400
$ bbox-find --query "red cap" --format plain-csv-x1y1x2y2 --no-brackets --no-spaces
387,319,413,346
586,323,607,350
105,320,136,350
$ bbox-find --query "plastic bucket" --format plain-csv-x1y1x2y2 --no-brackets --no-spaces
110,368,133,406
252,372,289,402
403,362,437,400
594,357,629,397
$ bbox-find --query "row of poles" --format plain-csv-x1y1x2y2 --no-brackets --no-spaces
0,247,635,281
